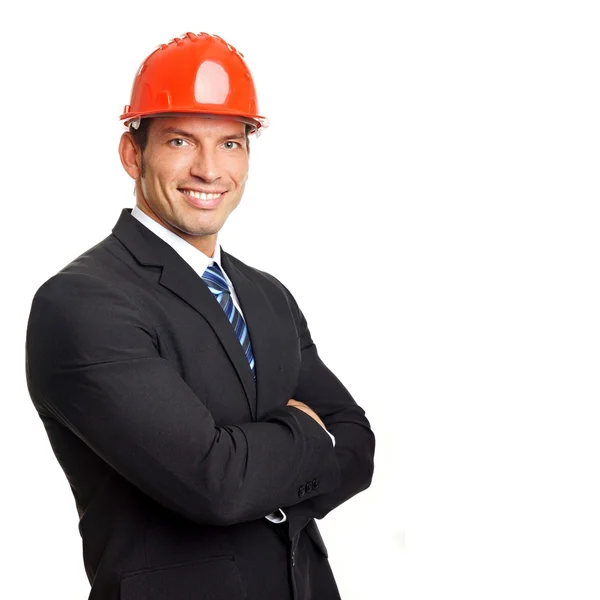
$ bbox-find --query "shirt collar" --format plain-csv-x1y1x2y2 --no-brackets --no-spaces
130,204,226,280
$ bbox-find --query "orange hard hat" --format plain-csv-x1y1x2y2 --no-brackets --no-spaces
120,32,268,132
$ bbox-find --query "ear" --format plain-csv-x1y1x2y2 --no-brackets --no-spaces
118,132,142,180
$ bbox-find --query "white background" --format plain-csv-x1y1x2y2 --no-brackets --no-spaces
2,1,600,598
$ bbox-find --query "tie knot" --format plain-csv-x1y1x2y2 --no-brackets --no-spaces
202,262,230,295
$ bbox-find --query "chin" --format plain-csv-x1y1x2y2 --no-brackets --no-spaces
180,222,222,237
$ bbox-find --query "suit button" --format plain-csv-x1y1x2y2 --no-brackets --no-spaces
306,482,312,492
298,485,306,497
313,479,319,489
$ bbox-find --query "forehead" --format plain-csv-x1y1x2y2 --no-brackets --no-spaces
149,115,247,138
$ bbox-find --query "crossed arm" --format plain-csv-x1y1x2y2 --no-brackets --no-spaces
276,282,376,536
25,273,375,529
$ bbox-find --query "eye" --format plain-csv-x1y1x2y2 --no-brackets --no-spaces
168,138,190,148
223,141,241,150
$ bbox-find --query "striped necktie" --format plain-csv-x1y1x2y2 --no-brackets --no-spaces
202,262,255,375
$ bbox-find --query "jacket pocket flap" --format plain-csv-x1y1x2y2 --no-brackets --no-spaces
120,555,246,599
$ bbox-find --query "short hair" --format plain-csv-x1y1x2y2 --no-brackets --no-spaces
129,118,152,153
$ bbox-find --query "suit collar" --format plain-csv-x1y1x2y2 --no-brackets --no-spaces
112,208,168,267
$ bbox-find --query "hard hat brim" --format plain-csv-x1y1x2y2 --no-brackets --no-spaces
120,110,268,132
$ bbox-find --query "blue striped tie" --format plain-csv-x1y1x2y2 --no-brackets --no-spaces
202,262,255,375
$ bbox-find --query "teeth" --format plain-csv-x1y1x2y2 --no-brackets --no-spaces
182,190,222,200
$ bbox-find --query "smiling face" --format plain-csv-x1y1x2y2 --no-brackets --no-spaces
119,116,250,256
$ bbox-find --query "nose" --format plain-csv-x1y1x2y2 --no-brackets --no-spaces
190,147,220,183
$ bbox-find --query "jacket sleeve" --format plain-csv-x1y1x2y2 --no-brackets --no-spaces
25,273,340,527
276,282,376,539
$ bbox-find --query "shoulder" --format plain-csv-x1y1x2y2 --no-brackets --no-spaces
29,238,150,336
31,233,146,308
27,261,158,367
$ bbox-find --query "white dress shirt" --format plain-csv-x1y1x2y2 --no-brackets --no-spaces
130,205,334,524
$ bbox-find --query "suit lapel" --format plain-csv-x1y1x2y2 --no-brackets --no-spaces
112,209,257,420
221,252,280,422
158,257,258,419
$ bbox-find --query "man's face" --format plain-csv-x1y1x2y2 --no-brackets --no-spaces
121,115,249,254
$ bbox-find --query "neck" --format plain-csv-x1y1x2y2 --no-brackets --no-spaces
135,201,217,258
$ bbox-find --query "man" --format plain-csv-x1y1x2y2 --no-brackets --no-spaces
26,32,375,600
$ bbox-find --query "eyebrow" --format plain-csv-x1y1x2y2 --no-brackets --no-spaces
160,127,247,144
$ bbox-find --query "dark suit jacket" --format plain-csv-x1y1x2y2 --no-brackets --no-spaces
25,208,375,600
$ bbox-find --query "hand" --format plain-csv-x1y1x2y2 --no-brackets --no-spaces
287,399,327,431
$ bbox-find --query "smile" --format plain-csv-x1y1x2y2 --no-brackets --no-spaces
180,189,224,201
179,188,226,210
